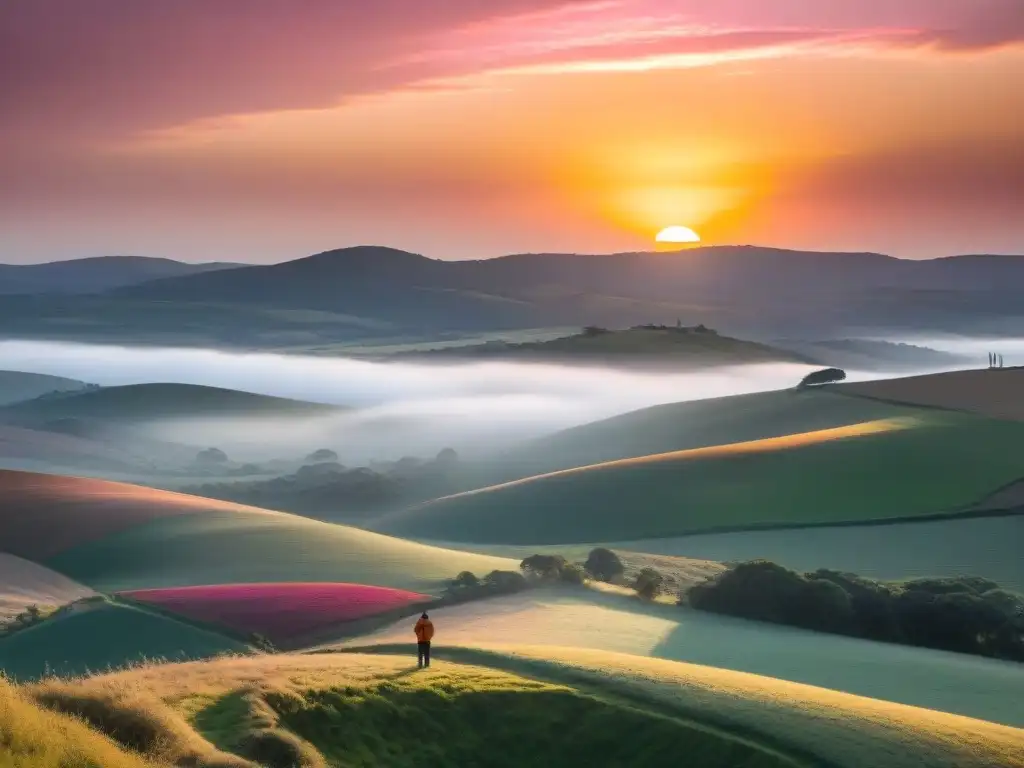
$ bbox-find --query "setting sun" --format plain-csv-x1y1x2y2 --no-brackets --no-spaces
655,226,701,244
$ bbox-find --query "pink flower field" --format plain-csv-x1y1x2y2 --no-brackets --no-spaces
119,582,429,643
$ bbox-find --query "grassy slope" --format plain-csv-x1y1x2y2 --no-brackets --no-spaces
47,509,517,595
0,599,251,681
0,469,300,562
342,646,1024,768
380,410,1024,544
5,648,1020,768
0,553,97,623
340,588,1024,728
0,382,340,422
22,654,796,768
0,678,158,768
474,388,917,485
0,370,90,406
841,367,1024,422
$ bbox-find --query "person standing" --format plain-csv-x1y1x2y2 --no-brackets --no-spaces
414,612,435,668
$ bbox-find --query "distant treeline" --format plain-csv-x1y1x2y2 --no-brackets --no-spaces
686,560,1024,662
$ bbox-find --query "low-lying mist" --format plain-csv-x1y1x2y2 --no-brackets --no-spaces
0,339,964,464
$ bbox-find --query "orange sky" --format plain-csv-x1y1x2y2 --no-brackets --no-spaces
1,1,1022,262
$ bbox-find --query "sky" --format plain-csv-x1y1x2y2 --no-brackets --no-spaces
1,0,1022,263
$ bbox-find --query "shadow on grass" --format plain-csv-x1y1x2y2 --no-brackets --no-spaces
264,683,789,768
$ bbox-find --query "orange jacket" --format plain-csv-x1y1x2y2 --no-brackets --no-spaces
414,617,435,642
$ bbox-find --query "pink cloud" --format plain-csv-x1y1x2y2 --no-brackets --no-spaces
2,0,1020,149
406,0,1024,76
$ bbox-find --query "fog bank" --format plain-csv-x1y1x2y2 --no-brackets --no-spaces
0,339,934,462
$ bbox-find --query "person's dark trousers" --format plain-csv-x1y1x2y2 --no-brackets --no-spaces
417,641,431,668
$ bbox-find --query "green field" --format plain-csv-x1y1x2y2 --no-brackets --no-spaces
380,410,1024,544
478,388,921,485
46,509,517,594
341,587,1024,728
0,599,250,681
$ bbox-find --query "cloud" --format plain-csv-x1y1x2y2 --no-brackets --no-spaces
2,0,1020,148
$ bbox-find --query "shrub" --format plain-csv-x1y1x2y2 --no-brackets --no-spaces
584,548,624,583
520,554,567,580
810,570,901,639
634,568,664,600
482,570,527,593
797,367,846,388
559,563,588,585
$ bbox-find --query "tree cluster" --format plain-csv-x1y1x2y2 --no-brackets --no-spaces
443,569,528,603
687,560,1024,661
797,367,847,388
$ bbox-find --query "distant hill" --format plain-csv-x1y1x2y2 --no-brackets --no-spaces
388,325,815,369
0,255,240,295
770,339,971,372
0,382,341,423
0,370,92,405
3,245,1024,345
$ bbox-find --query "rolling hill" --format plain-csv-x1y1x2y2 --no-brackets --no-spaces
342,587,1024,728
381,405,1024,545
4,649,1019,768
390,325,813,369
0,469,515,593
479,388,919,482
3,246,1024,347
0,382,341,423
0,255,240,295
0,597,251,681
842,367,1024,421
0,553,97,624
0,369,92,405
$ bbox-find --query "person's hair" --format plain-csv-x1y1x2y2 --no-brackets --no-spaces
421,612,429,619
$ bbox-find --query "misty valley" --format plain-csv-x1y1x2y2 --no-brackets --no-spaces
2,3,1024,763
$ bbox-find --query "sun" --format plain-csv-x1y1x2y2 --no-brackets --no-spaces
655,225,701,244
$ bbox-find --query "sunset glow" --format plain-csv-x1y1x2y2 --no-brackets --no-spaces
655,226,701,244
1,1,1021,262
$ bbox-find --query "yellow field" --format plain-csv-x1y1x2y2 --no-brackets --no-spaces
0,677,156,768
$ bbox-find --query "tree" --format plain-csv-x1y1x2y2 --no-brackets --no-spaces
195,447,229,466
634,568,664,600
452,571,479,589
797,368,846,388
520,554,567,580
584,548,624,583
